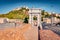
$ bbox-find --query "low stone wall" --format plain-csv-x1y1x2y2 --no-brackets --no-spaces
0,18,8,23
0,23,19,29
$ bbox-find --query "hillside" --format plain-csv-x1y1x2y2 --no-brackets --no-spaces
0,7,52,20
0,7,29,19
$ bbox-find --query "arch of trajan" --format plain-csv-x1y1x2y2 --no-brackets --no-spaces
28,8,42,29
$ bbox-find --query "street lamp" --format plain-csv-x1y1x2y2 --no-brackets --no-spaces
51,12,55,26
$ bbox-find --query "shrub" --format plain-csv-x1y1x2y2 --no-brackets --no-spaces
23,17,28,23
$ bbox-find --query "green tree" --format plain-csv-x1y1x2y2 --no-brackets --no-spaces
33,16,37,20
23,17,28,23
56,16,60,19
45,12,50,18
41,10,45,15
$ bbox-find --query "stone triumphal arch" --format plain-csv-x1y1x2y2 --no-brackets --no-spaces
29,8,42,29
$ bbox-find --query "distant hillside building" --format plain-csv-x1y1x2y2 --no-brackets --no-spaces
43,17,60,24
43,18,51,23
13,8,21,10
55,14,60,17
0,18,9,23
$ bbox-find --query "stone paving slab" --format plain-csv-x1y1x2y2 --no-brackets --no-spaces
0,24,60,40
40,30,60,40
23,26,38,40
0,24,38,40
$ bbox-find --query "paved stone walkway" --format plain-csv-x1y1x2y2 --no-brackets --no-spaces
0,24,60,40
40,30,60,40
0,24,38,40
23,26,38,40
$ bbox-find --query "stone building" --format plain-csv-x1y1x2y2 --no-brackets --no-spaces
43,18,51,23
0,18,9,23
43,17,60,24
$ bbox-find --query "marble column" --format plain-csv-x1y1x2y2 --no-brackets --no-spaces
39,11,42,30
31,15,34,27
29,13,32,24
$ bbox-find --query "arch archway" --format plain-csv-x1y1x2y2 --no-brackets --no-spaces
29,8,42,29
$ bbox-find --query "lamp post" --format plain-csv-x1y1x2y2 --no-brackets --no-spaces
51,12,55,26
50,5,54,27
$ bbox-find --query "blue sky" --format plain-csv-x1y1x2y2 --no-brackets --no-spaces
0,0,60,14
